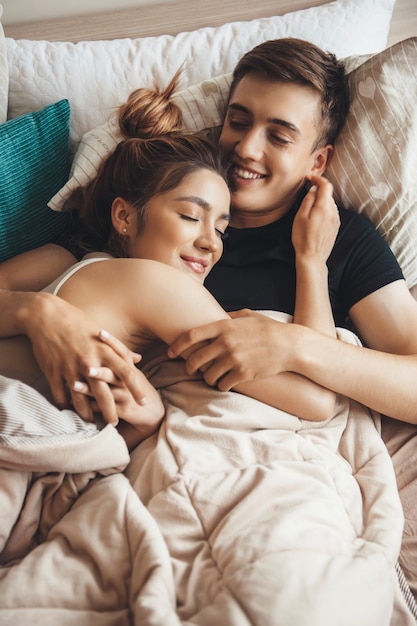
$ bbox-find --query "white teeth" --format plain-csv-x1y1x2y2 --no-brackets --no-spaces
235,167,262,180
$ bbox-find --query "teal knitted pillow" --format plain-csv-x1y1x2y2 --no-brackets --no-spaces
0,99,71,262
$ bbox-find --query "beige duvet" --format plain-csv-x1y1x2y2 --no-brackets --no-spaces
0,314,414,625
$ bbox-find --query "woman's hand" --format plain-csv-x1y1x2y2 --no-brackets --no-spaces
72,328,165,449
292,175,340,266
17,292,150,423
291,175,340,336
80,329,165,427
71,360,165,443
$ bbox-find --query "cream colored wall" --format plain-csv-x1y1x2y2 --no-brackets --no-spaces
1,0,173,25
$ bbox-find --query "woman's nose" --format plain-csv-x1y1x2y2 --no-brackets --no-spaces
196,228,219,252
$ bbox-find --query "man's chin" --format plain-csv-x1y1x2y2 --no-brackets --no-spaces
230,192,258,213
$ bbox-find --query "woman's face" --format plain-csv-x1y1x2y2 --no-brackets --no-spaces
129,169,230,283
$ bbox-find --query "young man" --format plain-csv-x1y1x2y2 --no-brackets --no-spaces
2,38,417,424
168,39,417,424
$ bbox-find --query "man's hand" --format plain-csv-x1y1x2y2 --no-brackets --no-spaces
168,309,296,391
17,293,149,423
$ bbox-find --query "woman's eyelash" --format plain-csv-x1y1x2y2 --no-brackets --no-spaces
180,214,198,222
180,214,228,240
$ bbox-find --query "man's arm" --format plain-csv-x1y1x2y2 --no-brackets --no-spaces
349,280,417,355
168,283,417,423
0,244,77,291
291,302,417,424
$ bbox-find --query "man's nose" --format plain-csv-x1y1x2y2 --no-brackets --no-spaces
234,128,264,161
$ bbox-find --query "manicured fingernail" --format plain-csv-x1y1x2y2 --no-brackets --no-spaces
99,329,111,339
139,397,147,406
309,185,317,193
73,381,85,392
88,367,99,377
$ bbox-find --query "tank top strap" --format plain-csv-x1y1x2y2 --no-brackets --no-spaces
43,252,114,296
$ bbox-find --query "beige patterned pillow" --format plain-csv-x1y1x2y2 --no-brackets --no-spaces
328,37,417,288
0,6,9,124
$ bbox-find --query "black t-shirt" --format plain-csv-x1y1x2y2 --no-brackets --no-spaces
205,196,403,328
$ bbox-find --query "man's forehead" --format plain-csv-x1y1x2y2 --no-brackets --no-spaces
228,77,322,134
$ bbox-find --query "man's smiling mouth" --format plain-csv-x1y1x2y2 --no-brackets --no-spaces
234,166,265,180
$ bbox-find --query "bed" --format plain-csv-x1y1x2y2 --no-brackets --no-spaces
1,0,417,624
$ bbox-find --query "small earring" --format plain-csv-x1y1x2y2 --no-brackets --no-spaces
122,227,128,233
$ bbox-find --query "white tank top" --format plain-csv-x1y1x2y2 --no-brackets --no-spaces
43,252,113,296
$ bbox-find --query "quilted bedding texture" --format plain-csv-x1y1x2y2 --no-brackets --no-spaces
0,314,414,625
0,375,179,626
127,315,412,625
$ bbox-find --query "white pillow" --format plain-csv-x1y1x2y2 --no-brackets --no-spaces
0,6,8,124
6,0,395,147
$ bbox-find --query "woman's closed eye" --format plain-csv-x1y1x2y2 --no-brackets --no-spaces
180,213,199,223
180,214,227,240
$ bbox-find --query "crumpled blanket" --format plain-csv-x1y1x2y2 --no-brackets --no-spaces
126,314,413,626
0,310,415,625
0,375,180,626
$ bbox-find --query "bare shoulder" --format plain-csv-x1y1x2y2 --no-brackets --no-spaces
64,257,207,308
93,258,200,288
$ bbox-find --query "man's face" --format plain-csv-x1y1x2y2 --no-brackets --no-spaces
219,72,330,228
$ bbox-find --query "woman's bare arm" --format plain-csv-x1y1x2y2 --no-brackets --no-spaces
63,258,337,422
292,177,339,338
0,245,158,423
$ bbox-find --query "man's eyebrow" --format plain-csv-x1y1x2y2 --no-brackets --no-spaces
175,196,230,222
227,102,300,135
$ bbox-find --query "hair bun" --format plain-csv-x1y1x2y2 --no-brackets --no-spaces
118,69,183,139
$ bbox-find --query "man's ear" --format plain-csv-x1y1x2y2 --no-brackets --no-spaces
111,197,135,234
310,144,334,176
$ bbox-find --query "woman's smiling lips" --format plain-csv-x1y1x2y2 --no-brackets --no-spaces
181,255,210,275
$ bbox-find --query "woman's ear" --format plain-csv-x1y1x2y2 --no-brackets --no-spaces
310,144,334,176
111,197,135,235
